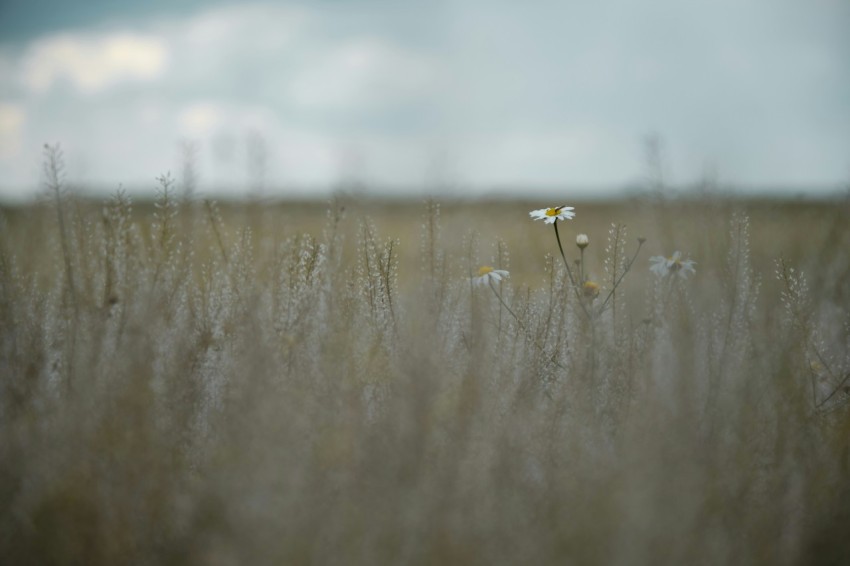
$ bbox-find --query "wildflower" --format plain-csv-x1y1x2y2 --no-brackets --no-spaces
649,251,696,278
473,265,509,287
576,234,589,249
529,206,575,224
582,280,600,299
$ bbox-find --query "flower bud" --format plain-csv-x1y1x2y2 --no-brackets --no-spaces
576,234,589,249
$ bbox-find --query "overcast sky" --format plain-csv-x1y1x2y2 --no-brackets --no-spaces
1,0,848,200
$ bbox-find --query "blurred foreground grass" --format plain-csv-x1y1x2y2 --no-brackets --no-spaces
1,193,849,565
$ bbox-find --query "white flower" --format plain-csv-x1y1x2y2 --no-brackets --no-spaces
529,206,575,224
473,266,509,287
649,251,696,279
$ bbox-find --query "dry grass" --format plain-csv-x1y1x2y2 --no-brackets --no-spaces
1,183,849,565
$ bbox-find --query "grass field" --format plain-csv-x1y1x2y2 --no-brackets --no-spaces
1,173,850,564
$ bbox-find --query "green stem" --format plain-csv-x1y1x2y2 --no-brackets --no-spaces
553,222,591,320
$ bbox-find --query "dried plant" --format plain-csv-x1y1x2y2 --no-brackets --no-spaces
1,177,849,565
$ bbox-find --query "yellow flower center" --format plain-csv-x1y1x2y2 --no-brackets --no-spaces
478,266,494,276
582,281,600,298
545,207,562,217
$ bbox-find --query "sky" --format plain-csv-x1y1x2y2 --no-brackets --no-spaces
0,0,848,200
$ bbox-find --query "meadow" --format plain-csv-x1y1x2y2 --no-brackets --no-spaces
1,157,850,564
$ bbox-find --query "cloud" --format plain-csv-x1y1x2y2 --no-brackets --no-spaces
180,3,307,51
177,100,282,142
0,102,25,158
1,0,848,196
178,102,223,138
289,38,438,110
456,129,638,187
21,32,168,94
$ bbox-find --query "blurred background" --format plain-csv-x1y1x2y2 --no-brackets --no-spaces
0,0,849,202
4,4,850,564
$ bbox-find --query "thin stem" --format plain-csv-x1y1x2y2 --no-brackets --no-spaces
579,247,585,284
497,240,505,342
553,222,592,320
44,144,77,394
776,258,844,410
598,240,644,314
487,280,566,371
204,200,229,265
816,372,850,409
488,279,525,331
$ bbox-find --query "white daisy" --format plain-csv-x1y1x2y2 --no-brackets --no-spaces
473,266,509,287
649,251,696,279
529,206,575,224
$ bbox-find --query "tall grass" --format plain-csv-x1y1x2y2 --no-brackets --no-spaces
1,164,849,564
